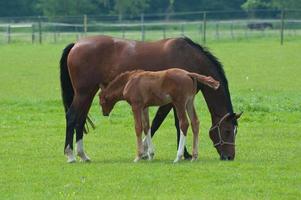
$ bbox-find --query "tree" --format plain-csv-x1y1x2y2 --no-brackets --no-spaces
36,0,99,16
100,0,149,20
0,0,40,17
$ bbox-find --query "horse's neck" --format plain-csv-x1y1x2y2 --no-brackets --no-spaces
202,87,229,125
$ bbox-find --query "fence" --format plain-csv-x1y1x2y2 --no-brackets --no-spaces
0,9,300,45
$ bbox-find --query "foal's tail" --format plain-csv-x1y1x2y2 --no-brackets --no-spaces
59,43,95,133
188,73,220,90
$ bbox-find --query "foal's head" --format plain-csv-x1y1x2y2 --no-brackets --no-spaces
99,90,116,116
209,112,243,160
99,71,140,116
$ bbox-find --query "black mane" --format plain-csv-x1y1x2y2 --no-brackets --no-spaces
182,37,237,125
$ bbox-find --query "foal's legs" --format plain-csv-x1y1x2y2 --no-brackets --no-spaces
141,108,154,160
186,99,200,161
150,104,192,159
132,105,144,162
173,108,192,160
173,103,189,163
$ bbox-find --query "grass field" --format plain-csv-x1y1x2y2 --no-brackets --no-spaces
0,38,301,199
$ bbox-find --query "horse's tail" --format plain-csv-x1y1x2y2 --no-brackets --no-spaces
188,73,220,90
60,43,75,114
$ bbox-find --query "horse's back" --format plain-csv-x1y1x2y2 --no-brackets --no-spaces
66,35,198,93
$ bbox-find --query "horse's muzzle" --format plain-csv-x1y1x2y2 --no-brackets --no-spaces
220,154,234,161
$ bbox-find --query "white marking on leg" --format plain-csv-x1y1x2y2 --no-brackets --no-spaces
146,129,155,160
77,139,91,162
174,130,186,163
141,136,149,159
65,145,76,163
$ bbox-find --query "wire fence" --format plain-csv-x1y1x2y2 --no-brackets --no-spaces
0,9,300,45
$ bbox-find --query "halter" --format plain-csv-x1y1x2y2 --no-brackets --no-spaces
209,113,236,147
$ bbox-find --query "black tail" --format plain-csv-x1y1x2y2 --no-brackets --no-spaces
60,44,75,154
59,43,95,133
60,43,75,114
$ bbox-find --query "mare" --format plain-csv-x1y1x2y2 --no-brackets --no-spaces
99,68,220,162
59,36,242,163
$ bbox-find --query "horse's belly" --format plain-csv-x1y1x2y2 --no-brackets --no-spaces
144,93,172,107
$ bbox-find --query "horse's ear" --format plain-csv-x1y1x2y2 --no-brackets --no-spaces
235,112,243,120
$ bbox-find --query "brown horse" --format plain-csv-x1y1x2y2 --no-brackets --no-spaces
60,35,242,163
99,69,220,162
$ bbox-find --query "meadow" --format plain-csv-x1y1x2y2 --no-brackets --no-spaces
0,37,300,199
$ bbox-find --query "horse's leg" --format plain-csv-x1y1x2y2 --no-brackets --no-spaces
64,95,83,163
186,99,200,161
142,108,154,160
173,108,192,160
132,105,144,162
173,103,189,163
75,93,95,162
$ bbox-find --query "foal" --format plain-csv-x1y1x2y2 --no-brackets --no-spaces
99,68,220,163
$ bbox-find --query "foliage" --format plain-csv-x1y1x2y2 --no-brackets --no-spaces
242,0,301,10
1,0,301,18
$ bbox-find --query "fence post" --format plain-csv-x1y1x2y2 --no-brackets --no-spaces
203,12,207,44
32,24,35,44
122,26,125,38
38,16,42,44
181,24,185,36
230,22,234,39
198,23,202,41
7,25,11,44
83,14,87,35
162,25,166,39
215,22,219,40
280,9,285,45
141,13,145,41
53,25,57,43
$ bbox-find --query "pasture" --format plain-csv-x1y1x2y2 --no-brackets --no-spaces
0,38,300,199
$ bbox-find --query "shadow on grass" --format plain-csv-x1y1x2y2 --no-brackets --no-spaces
74,156,225,165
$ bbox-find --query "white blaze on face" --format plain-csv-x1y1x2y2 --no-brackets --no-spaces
234,125,237,136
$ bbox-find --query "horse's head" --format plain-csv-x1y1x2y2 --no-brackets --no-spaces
209,112,243,160
99,90,116,116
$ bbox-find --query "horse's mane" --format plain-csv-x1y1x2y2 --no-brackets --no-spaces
182,37,237,125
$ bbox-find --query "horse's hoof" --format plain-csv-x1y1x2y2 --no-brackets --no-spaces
184,152,192,161
191,157,198,162
133,157,141,163
67,157,76,163
81,158,91,163
78,152,91,163
147,154,153,161
141,153,149,160
173,158,180,163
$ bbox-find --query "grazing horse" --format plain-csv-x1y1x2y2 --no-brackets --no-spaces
59,35,242,163
99,69,220,162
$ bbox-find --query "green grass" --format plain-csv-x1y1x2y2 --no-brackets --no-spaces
0,39,301,199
